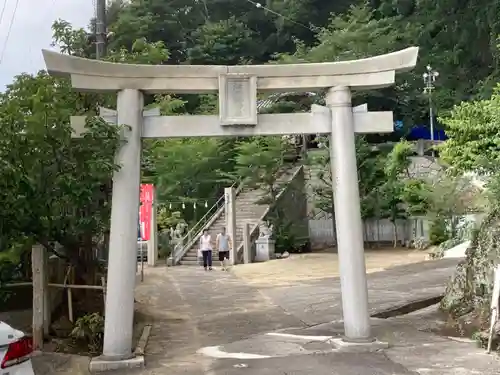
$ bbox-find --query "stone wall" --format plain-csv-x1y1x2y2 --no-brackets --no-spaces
271,165,309,243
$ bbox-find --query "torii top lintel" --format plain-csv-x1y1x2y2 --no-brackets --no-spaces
41,47,418,94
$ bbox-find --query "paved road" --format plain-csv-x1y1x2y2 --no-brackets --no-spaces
33,258,500,374
126,258,463,375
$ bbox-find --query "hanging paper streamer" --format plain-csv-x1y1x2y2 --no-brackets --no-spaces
205,201,208,208
193,202,197,210
182,202,185,209
169,202,172,209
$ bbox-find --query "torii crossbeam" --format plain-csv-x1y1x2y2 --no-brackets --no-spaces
42,46,419,368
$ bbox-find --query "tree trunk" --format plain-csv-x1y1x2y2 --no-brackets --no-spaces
376,219,381,248
331,206,337,248
32,244,48,350
412,218,417,243
392,221,398,248
363,221,369,248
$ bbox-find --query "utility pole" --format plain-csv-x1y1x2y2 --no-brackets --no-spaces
96,0,107,59
423,64,439,157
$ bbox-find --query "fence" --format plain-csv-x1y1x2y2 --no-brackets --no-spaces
309,213,484,249
309,218,418,248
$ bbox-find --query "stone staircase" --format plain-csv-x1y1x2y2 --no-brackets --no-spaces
178,165,302,266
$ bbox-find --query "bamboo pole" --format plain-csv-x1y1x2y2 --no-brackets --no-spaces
3,282,105,290
31,244,46,350
101,276,107,307
67,268,74,323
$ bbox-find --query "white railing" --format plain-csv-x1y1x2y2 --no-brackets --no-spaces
172,181,244,265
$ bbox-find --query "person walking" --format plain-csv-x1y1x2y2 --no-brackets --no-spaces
199,228,213,271
216,227,232,271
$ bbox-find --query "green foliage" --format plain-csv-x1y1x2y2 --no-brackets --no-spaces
425,175,476,242
234,137,296,203
51,19,91,57
429,217,450,245
98,0,500,133
148,138,237,224
7,0,500,323
0,72,121,271
401,179,431,216
106,38,170,64
234,137,304,251
158,230,173,259
274,221,297,253
309,136,387,220
439,84,500,175
70,313,105,355
384,140,413,178
378,141,414,245
157,210,184,231
484,173,500,210
187,17,258,64
285,5,411,63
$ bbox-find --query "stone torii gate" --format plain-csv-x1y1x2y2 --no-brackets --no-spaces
42,46,418,368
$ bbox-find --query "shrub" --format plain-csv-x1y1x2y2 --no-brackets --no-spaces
429,217,449,245
70,313,104,355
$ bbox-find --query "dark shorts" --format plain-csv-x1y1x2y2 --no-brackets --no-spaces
218,251,229,262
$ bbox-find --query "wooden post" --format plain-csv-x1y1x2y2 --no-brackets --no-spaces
43,250,51,336
32,244,47,350
67,267,74,323
148,187,158,266
243,222,251,264
101,276,107,307
487,265,500,353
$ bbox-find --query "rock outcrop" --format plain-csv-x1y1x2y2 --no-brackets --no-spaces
440,209,500,345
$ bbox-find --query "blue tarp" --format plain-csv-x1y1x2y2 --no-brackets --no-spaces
394,121,447,140
407,126,447,141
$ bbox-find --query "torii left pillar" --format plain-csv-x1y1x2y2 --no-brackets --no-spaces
102,89,143,360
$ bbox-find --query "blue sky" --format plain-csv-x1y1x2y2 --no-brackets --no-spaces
0,0,93,89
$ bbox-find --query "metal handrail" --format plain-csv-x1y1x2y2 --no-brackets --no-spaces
173,179,245,265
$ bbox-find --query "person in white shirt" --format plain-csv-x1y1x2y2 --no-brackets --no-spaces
199,228,213,271
216,227,232,271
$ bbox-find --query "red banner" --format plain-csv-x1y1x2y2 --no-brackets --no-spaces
139,184,154,241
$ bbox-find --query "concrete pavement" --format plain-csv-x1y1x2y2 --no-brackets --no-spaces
231,248,430,287
33,256,500,374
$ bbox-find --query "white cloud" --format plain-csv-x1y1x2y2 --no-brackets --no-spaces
0,0,93,89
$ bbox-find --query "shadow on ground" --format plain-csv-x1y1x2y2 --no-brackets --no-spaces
31,257,499,374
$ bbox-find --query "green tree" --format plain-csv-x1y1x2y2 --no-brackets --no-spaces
426,175,475,240
233,137,298,250
439,84,500,175
379,141,413,246
187,17,258,64
401,178,431,242
307,136,387,246
148,138,238,224
0,72,121,283
234,137,295,203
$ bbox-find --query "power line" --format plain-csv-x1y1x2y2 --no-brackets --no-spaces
0,0,7,27
244,0,315,32
0,0,20,64
25,0,58,73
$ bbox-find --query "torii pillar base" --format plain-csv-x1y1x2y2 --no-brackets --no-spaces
89,355,145,372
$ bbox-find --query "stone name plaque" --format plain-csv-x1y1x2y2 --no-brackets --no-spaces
219,74,257,126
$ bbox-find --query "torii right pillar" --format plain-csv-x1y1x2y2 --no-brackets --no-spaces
327,86,371,342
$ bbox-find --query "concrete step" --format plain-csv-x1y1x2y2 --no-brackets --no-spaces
179,165,301,265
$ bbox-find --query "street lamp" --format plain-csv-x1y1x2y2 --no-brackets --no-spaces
423,65,439,155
